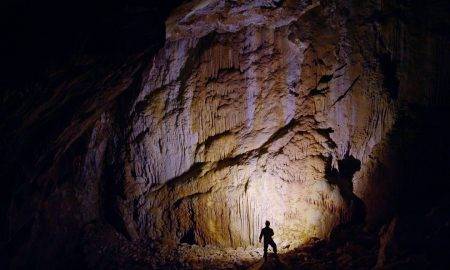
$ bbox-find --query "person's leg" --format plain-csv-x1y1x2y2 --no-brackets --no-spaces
269,239,277,257
263,242,268,261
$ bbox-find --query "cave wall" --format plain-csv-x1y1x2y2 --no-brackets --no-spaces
1,0,449,268
121,0,397,247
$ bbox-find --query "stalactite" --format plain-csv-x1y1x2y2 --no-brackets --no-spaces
123,0,402,251
200,44,239,81
192,80,246,144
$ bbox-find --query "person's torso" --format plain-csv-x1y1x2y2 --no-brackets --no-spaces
262,227,273,240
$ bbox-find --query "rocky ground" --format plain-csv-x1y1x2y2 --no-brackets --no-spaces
172,225,380,270
79,224,378,269
79,220,449,270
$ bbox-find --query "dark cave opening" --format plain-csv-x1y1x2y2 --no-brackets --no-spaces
325,153,366,225
180,228,197,245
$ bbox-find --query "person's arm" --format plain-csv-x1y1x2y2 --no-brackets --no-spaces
259,229,263,242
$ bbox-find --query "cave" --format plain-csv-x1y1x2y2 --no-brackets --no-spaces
1,0,449,269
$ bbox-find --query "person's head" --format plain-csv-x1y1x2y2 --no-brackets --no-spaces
265,220,270,227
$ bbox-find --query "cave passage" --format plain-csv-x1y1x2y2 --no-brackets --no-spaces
1,0,449,269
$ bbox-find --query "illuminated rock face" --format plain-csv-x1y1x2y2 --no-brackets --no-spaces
121,0,395,248
3,1,450,268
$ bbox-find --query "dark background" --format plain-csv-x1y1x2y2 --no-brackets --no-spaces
1,0,184,89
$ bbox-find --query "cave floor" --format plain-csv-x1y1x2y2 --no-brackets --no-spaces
172,234,379,270
83,224,382,269
83,223,436,269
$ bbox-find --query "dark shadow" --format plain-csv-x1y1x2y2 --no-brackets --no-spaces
325,152,366,224
250,257,290,270
378,52,399,99
180,228,196,245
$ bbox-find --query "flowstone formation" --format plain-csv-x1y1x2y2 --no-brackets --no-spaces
8,0,450,268
121,0,395,249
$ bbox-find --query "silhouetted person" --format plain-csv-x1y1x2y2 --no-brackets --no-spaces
259,220,277,261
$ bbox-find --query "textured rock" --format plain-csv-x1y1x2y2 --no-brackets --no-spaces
2,0,450,268
120,0,397,249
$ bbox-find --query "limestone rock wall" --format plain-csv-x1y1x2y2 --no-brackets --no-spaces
3,0,449,267
120,0,396,248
